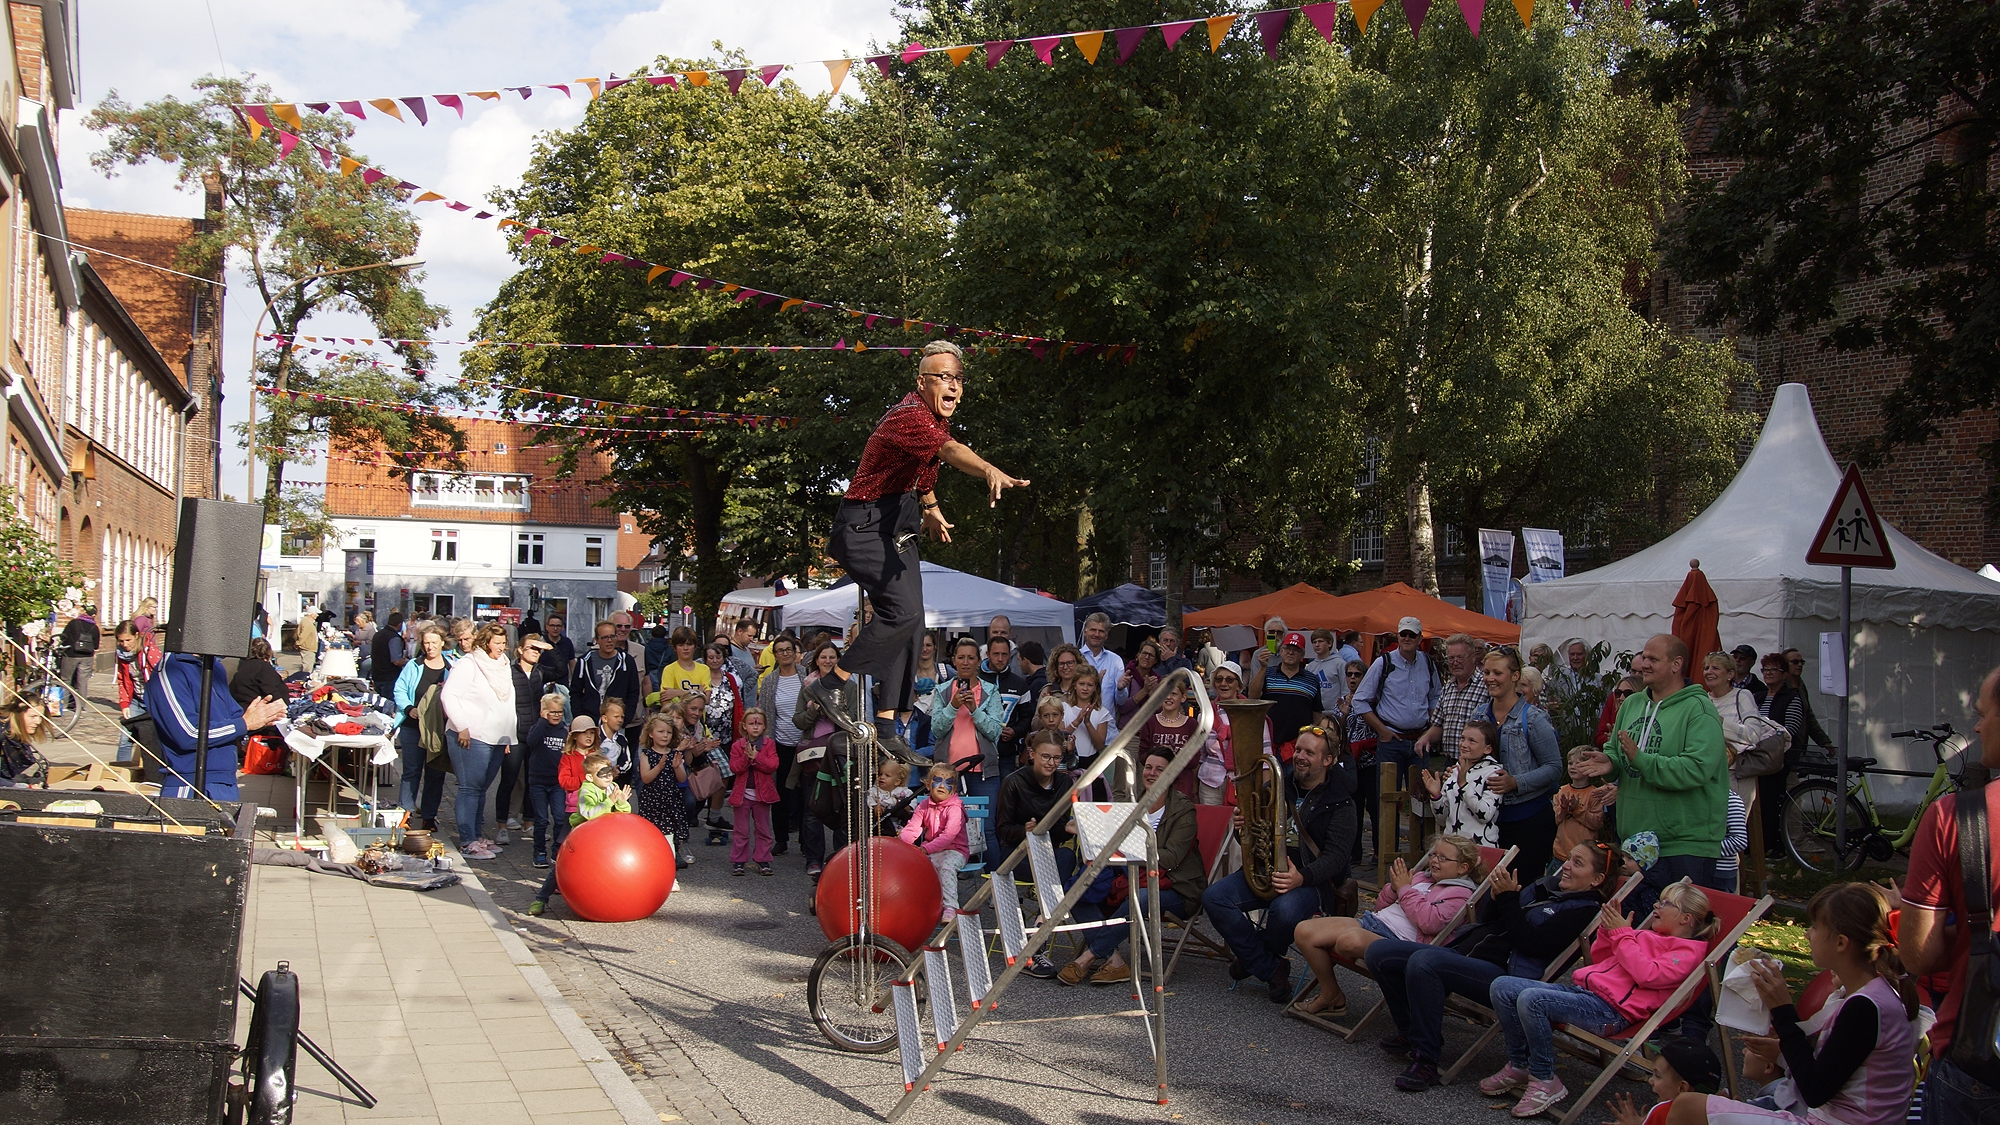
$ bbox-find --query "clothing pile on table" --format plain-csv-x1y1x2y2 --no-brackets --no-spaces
285,680,396,738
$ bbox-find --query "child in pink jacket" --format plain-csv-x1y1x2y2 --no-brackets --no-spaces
728,709,780,876
1362,834,1486,942
899,762,970,921
1481,880,1717,1117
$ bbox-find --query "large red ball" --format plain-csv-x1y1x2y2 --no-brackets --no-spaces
554,813,676,922
815,837,945,952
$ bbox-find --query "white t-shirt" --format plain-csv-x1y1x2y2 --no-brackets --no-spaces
1064,702,1115,759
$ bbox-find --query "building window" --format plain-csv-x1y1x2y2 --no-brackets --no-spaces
1147,552,1167,591
584,536,604,568
431,594,455,617
1440,523,1464,562
411,471,531,510
1356,436,1381,488
493,442,507,454
284,528,323,557
431,529,458,562
517,532,545,566
1351,509,1385,566
1193,566,1220,589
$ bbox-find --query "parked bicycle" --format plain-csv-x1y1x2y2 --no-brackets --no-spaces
1781,723,1969,873
15,634,84,734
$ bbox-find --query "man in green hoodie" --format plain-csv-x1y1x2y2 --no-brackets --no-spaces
1575,633,1729,917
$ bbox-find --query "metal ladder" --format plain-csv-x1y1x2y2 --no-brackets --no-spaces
879,667,1214,1121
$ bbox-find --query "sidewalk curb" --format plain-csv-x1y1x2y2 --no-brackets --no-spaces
452,861,661,1125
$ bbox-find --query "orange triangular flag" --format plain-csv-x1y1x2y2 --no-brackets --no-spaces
1073,31,1104,63
1351,0,1386,32
338,156,362,177
574,244,602,255
826,59,853,94
854,341,868,352
781,298,805,311
1513,0,1533,25
270,103,303,130
720,283,740,293
944,44,977,66
367,98,404,121
577,77,602,99
497,218,523,230
686,71,709,87
471,91,501,101
414,191,445,203
646,265,669,283
242,114,263,142
1205,14,1238,50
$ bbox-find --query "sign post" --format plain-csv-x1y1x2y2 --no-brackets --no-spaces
1804,464,1896,860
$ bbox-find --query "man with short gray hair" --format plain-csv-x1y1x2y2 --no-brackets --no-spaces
1079,610,1127,713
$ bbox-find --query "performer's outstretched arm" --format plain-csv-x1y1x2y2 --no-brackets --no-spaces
926,440,1028,542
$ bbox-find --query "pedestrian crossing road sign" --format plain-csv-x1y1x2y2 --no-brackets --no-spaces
1806,464,1896,569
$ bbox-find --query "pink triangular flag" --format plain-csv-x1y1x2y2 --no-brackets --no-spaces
242,104,274,130
668,271,692,287
1254,9,1291,58
1162,20,1198,49
900,41,927,63
759,64,783,86
1028,35,1061,65
1459,0,1484,35
1404,0,1432,38
399,97,429,124
722,68,747,94
868,54,895,76
435,94,464,117
336,100,366,118
985,40,1014,67
1302,2,1340,40
361,168,385,185
277,132,299,157
1114,26,1147,64
511,86,534,99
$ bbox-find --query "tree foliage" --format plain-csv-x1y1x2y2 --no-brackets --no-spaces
1639,0,1998,501
0,487,85,635
86,75,456,520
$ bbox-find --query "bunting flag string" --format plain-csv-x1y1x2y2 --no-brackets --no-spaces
268,444,683,495
260,330,1037,357
243,129,1136,360
261,386,793,435
267,343,802,425
229,0,1599,130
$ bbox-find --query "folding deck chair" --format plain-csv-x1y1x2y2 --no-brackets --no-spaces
1438,869,1646,1084
1163,803,1237,983
1286,844,1520,1040
1549,885,1773,1125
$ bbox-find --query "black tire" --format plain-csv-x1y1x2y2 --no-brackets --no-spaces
25,675,82,733
244,966,301,1124
807,933,915,1053
1782,781,1869,873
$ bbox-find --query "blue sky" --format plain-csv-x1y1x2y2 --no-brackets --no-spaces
59,0,906,498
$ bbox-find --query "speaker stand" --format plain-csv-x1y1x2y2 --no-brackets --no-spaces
194,657,212,797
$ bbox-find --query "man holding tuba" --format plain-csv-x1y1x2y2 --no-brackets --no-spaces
1200,726,1357,1003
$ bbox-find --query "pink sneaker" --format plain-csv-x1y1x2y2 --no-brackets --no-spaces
1510,1076,1569,1118
1478,1064,1532,1096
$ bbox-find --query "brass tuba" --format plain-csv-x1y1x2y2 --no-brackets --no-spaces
1221,698,1290,898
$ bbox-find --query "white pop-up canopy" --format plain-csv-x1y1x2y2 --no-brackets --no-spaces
780,561,1075,644
1521,382,2000,785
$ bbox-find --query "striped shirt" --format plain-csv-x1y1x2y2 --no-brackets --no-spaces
1260,666,1323,746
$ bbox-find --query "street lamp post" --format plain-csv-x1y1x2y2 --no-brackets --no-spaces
246,256,424,505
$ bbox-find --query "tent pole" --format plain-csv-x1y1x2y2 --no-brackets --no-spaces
1836,566,1851,859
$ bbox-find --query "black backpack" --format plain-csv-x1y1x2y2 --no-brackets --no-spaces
1949,792,2000,1086
67,619,99,655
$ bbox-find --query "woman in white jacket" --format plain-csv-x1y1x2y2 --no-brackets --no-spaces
1700,652,1764,814
442,623,517,859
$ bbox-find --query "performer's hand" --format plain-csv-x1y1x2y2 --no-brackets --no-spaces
984,466,1028,506
923,504,953,543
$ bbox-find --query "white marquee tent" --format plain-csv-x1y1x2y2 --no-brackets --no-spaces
1520,383,2000,786
778,562,1075,645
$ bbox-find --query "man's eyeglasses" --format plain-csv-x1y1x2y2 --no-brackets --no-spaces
1398,631,1419,639
922,371,966,387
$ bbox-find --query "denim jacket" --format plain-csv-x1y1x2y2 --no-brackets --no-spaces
1478,696,1563,810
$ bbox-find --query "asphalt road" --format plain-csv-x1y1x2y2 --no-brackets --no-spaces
476,828,1648,1125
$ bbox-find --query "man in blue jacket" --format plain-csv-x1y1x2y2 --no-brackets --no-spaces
149,653,287,800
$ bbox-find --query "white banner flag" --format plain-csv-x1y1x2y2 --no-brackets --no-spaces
1522,528,1566,584
1478,529,1515,621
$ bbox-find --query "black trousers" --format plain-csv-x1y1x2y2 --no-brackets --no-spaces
1496,800,1558,878
828,493,925,714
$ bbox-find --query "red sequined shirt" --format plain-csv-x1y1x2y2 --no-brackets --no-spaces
844,393,952,502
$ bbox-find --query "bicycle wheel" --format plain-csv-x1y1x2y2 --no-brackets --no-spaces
1783,781,1869,873
807,933,915,1053
25,675,82,733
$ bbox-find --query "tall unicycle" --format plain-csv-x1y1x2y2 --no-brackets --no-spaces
808,931,914,1053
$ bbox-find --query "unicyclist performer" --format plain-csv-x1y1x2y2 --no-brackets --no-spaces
807,340,1028,761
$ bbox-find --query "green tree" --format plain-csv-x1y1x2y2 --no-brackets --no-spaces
1327,4,1750,600
86,75,455,522
471,57,949,622
1639,1,1998,504
0,487,86,655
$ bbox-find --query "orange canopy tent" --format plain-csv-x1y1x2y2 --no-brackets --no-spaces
1182,583,1350,630
1322,582,1520,647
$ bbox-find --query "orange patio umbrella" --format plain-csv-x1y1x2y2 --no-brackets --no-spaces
1322,582,1520,648
1672,559,1721,667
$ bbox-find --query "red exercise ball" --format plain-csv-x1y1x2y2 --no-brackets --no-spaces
554,813,676,922
815,837,944,952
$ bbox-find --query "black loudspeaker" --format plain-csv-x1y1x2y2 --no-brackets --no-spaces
165,498,264,658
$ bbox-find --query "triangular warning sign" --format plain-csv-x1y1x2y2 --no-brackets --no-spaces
1806,464,1896,570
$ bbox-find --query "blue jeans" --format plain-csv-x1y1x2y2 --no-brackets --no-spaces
526,780,568,856
1490,977,1625,1080
447,738,503,847
1368,941,1507,1063
1376,738,1419,790
1201,869,1321,982
1923,1058,2000,1124
397,725,447,820
1075,887,1187,959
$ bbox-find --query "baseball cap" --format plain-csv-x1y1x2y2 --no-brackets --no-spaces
1214,660,1244,682
1397,616,1423,637
569,716,598,733
1730,644,1757,659
1659,1037,1722,1095
1281,631,1308,650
